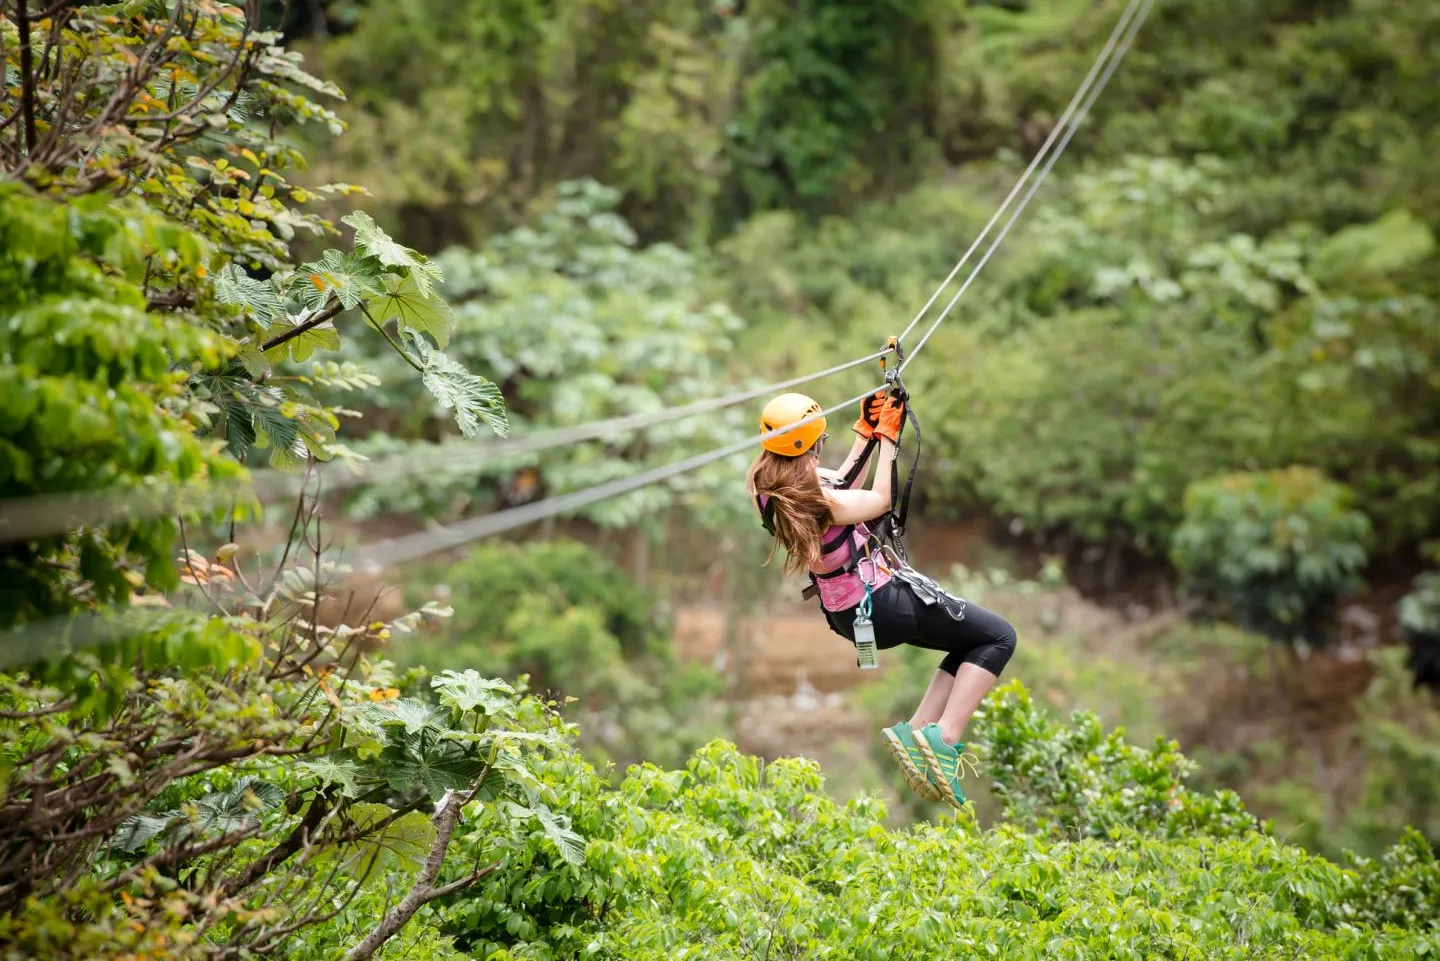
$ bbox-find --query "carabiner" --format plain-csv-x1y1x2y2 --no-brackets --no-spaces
879,336,909,400
858,581,874,619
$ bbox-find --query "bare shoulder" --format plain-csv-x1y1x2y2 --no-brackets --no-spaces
822,487,888,526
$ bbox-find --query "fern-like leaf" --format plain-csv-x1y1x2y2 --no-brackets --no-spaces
406,332,509,438
112,813,181,853
342,211,442,297
293,249,385,310
215,264,285,323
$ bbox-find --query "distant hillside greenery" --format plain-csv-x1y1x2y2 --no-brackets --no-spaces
303,0,1440,659
5,0,1440,956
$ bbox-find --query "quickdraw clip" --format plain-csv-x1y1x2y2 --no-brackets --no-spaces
879,335,908,400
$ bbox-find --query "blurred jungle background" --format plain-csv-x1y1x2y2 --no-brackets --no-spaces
4,0,1440,956
289,0,1440,856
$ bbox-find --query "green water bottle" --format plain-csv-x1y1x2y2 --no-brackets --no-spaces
854,584,879,670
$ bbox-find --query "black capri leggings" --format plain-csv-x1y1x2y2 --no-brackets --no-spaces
823,578,1016,677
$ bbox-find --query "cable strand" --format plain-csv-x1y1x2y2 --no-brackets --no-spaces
894,0,1148,348
903,0,1153,369
341,0,1156,569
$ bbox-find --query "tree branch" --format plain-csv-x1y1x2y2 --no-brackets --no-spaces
27,0,78,21
260,299,346,353
0,696,74,720
343,785,494,961
427,861,501,900
217,792,330,900
17,0,39,153
102,825,260,893
146,291,195,312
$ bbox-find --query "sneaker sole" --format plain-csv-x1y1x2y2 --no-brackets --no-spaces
913,733,965,810
881,728,944,803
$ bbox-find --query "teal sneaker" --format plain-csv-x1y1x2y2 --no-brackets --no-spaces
913,723,981,809
881,722,944,802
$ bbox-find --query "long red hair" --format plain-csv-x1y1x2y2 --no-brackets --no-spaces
747,450,831,575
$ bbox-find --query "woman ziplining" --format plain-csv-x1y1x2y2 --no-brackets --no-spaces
745,361,1016,808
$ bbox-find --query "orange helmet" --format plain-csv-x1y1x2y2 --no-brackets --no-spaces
759,393,826,456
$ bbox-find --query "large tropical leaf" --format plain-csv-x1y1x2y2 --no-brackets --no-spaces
406,332,509,438
372,272,456,348
343,211,443,297
431,670,516,717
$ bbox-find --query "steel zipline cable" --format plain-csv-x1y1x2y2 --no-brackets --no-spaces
343,0,1155,573
0,0,1150,551
903,0,1154,369
0,0,1153,661
892,0,1149,350
0,346,893,544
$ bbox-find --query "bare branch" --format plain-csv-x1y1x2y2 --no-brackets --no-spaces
26,0,78,21
102,825,261,894
427,861,501,900
0,696,74,720
260,299,347,354
17,0,38,152
343,783,496,961
217,792,331,900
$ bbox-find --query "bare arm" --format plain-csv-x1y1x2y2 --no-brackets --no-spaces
823,437,896,525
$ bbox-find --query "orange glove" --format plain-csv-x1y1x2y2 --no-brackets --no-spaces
873,393,906,443
851,390,887,439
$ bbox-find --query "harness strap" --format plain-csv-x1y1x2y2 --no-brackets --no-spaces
837,437,877,490
822,525,855,553
892,405,921,552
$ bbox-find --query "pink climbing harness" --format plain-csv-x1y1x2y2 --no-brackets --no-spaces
754,494,893,613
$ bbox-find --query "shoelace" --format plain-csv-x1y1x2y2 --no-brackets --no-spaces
955,752,982,780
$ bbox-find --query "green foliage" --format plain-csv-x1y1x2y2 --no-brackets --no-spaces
442,711,1439,960
342,181,750,531
904,151,1439,564
974,680,1259,841
423,539,665,661
1401,571,1440,687
307,0,1440,610
0,188,240,627
0,0,507,632
1171,467,1371,647
1343,828,1440,933
397,539,726,774
9,0,1440,955
727,0,938,214
0,524,579,959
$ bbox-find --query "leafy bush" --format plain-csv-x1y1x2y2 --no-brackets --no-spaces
974,681,1259,842
1170,467,1371,647
0,189,240,627
1342,828,1440,933
399,539,726,773
440,694,1440,960
0,0,521,956
0,522,580,959
0,0,504,632
338,181,753,533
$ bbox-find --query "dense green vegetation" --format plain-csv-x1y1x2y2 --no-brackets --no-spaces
302,0,1440,646
4,0,1440,956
